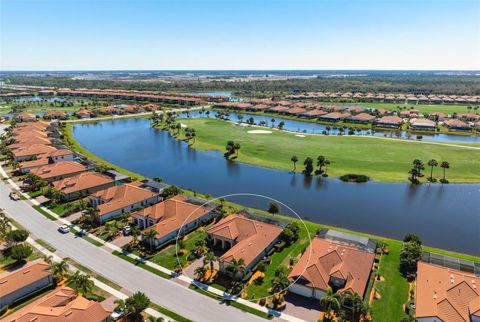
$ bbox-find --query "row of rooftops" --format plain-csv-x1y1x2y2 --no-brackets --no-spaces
286,91,480,103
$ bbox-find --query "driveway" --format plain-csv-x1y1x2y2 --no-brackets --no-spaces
0,182,271,322
283,293,321,322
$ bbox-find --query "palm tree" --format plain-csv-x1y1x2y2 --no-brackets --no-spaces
316,155,326,175
124,292,151,321
303,157,314,176
203,251,217,272
320,287,341,319
271,118,275,128
194,238,208,257
82,207,98,226
194,265,206,281
290,155,298,172
229,258,246,280
271,273,289,294
234,143,241,157
342,290,367,321
175,122,182,136
144,229,158,250
278,121,285,130
440,161,450,182
52,260,69,282
130,225,141,244
69,271,94,296
427,159,438,182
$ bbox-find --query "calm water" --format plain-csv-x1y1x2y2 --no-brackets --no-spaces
177,110,480,143
72,118,480,255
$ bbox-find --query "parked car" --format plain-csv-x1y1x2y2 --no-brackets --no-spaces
58,225,70,234
9,192,20,201
111,310,124,321
122,226,131,236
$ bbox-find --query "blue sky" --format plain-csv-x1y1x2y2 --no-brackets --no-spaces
1,0,479,70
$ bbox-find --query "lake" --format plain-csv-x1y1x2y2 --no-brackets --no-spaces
72,118,480,255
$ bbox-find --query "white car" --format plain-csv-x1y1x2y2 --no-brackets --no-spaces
122,226,131,236
110,310,124,321
58,225,70,234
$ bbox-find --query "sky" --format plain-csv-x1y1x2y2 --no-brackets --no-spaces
0,0,479,71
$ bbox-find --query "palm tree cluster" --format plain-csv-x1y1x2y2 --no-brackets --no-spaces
320,288,370,322
114,292,151,322
194,251,218,281
224,140,241,159
184,127,197,144
69,271,94,296
409,159,450,184
299,155,331,176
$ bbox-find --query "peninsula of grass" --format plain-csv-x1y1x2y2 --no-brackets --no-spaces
166,118,480,183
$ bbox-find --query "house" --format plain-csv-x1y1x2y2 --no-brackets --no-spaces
14,112,37,122
30,161,88,183
415,261,480,322
0,260,53,308
132,195,217,247
97,106,123,115
12,144,58,161
52,172,115,201
18,157,51,174
48,149,75,163
206,213,282,274
444,119,471,131
375,115,403,128
288,238,375,300
43,110,68,120
285,107,307,116
458,113,480,122
348,113,376,124
409,118,437,131
8,136,52,147
89,182,159,223
347,106,365,115
301,109,327,118
318,112,351,122
5,286,111,322
75,109,92,119
429,112,447,122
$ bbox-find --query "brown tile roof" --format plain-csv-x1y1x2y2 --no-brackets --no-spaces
444,119,469,128
288,238,374,296
16,112,37,119
31,161,87,181
9,136,52,146
43,110,68,119
415,262,480,322
320,112,351,120
377,115,403,125
0,260,52,298
349,113,376,122
52,172,114,195
6,286,111,322
409,118,437,127
207,213,282,267
13,129,49,138
135,195,211,239
19,157,50,170
12,144,58,158
48,149,73,157
303,109,327,117
92,183,158,217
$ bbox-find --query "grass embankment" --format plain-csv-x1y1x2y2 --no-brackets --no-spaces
171,118,480,182
63,123,144,181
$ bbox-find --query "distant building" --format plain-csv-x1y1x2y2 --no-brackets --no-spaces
409,118,437,131
52,172,115,200
444,119,471,131
375,115,403,128
15,112,37,122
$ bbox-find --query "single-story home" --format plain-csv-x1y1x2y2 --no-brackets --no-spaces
318,112,351,122
443,119,471,131
375,115,403,128
301,109,327,118
14,112,37,122
428,112,447,122
5,286,111,322
207,213,283,274
90,182,159,223
52,171,115,201
30,161,88,183
12,144,59,161
415,262,480,322
133,195,216,248
75,109,92,119
409,118,437,131
0,260,53,308
348,113,376,124
43,110,68,120
458,113,480,122
288,238,374,300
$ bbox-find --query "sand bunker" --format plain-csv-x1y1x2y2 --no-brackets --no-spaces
180,123,187,128
248,130,272,134
295,134,306,137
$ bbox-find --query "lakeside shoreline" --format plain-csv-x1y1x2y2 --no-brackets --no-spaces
64,119,480,261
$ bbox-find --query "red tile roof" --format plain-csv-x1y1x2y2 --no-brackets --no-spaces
0,260,52,298
52,172,114,195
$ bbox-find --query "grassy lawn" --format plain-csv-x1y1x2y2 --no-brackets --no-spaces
35,238,57,252
244,221,318,299
112,250,172,279
149,303,193,322
47,200,84,217
370,242,409,321
171,118,480,182
32,205,57,220
148,229,207,270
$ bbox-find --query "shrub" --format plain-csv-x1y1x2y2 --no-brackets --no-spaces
11,243,33,261
339,174,370,183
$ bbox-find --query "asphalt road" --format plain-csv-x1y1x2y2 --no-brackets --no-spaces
0,183,267,322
